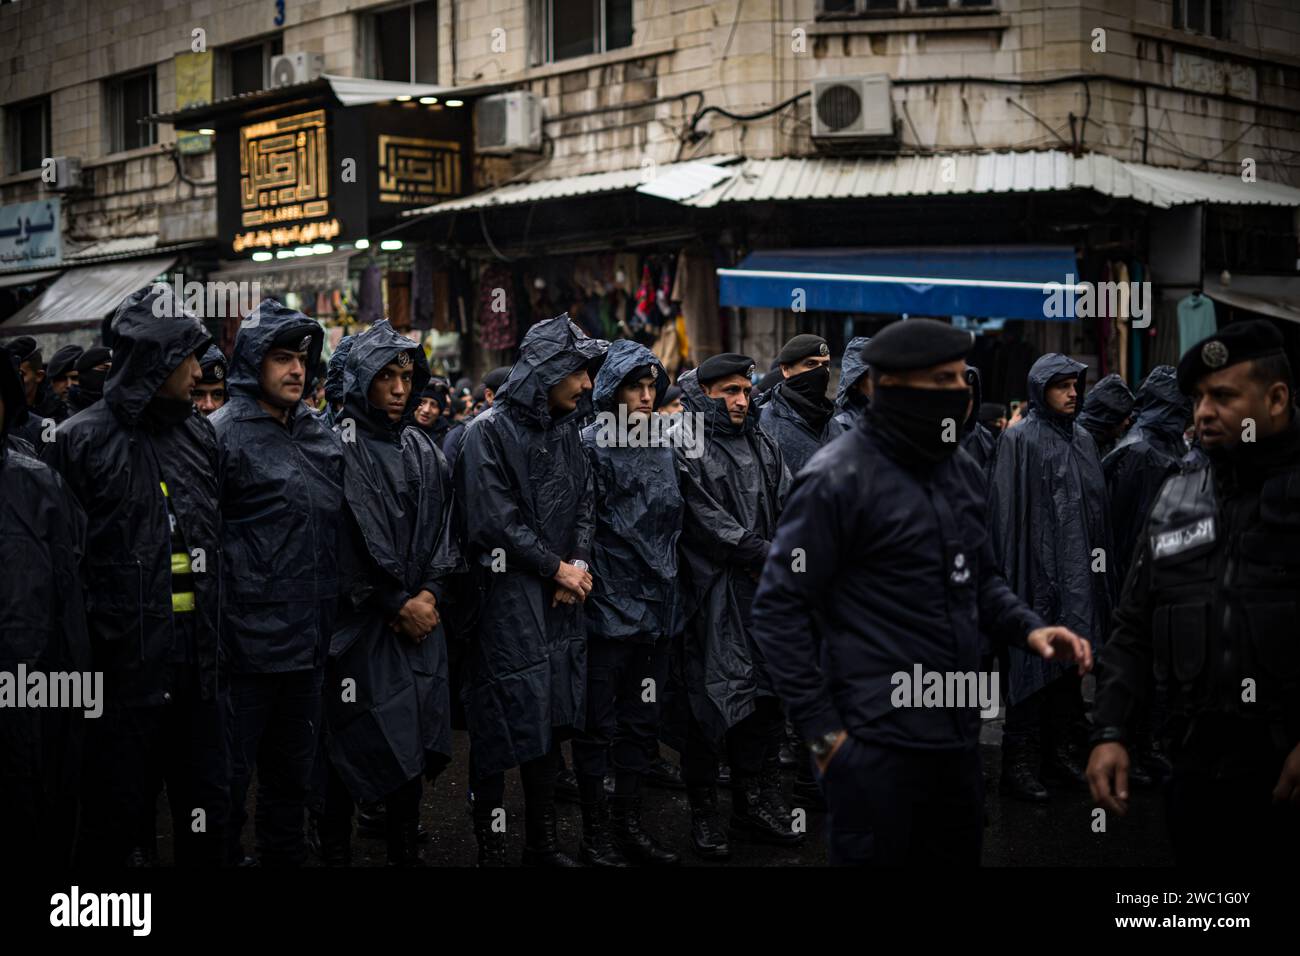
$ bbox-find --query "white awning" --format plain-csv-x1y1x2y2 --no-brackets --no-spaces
1204,274,1300,324
681,151,1300,210
0,269,60,289
1,255,178,333
322,74,501,107
402,155,743,217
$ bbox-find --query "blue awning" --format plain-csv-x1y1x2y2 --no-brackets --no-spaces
717,246,1082,321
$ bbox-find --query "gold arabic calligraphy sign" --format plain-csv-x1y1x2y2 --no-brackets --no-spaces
377,134,461,205
239,109,330,229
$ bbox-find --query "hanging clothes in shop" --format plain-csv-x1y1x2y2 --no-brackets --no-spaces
672,247,721,365
1114,260,1131,384
358,265,384,325
1177,290,1217,356
477,263,518,351
411,245,435,330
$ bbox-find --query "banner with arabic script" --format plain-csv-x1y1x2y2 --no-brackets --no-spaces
0,198,62,272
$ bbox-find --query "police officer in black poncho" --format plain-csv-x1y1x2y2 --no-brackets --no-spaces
315,321,464,866
1089,320,1300,865
758,334,836,476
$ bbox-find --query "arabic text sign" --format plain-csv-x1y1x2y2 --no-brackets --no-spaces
377,134,462,205
0,198,62,272
238,109,330,235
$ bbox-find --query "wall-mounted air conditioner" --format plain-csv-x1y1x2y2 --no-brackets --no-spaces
47,156,83,191
810,74,896,143
267,52,326,89
475,91,543,154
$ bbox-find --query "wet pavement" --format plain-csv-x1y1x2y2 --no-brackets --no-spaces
169,720,1174,867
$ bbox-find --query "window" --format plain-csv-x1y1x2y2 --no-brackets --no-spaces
1173,0,1232,40
5,96,50,173
223,35,284,96
816,0,992,15
107,69,156,153
369,0,438,83
541,0,633,63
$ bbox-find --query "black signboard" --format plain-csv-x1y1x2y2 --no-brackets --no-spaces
216,98,471,257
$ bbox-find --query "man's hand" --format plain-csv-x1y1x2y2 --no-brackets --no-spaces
553,561,592,599
1026,626,1093,675
1271,742,1300,804
813,730,849,775
392,590,439,642
552,586,582,608
1087,742,1130,816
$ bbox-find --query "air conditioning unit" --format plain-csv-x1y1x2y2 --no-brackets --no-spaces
811,74,896,143
267,52,326,89
47,156,83,191
475,91,543,154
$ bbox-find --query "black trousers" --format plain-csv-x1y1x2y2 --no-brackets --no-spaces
225,668,324,866
472,747,558,839
681,695,784,787
1165,720,1300,866
319,758,424,846
819,737,982,866
571,637,669,790
77,664,229,867
1003,671,1084,756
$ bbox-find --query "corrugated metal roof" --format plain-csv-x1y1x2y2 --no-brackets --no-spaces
402,155,743,217
683,150,1300,209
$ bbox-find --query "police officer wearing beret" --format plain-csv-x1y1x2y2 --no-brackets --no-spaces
759,334,836,476
1088,319,1300,865
752,318,1092,865
192,345,228,417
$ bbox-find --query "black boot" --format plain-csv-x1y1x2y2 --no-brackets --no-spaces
385,805,422,867
791,760,826,811
578,783,629,868
522,802,582,867
759,768,800,829
472,808,508,867
316,814,353,867
687,785,731,860
356,801,386,838
1043,742,1088,789
645,756,686,791
611,792,680,866
1000,741,1049,802
730,776,803,846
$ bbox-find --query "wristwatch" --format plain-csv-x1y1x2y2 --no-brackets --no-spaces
807,731,843,758
571,559,589,573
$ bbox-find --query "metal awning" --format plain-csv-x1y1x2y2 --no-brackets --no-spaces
718,246,1081,320
1204,274,1300,324
401,155,743,217
148,74,505,126
684,151,1300,209
1,255,178,334
0,269,60,289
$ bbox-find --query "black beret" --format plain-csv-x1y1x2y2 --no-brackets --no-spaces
663,384,683,404
697,352,756,385
268,323,321,353
47,345,84,379
777,334,830,366
1176,319,1287,394
482,365,512,392
978,402,1006,424
5,335,40,367
860,319,974,372
76,346,111,372
199,346,228,384
421,379,448,402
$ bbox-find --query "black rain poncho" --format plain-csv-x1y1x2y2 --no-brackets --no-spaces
828,336,870,438
674,367,790,741
1075,372,1135,459
324,322,465,802
1102,365,1191,584
987,353,1115,705
42,287,222,707
759,380,834,477
454,315,603,776
210,300,343,674
579,339,682,643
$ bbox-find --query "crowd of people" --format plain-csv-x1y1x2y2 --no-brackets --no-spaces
1,283,1298,869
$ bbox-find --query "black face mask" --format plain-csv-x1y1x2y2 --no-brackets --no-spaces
143,395,195,427
785,365,830,401
870,384,972,465
74,368,107,398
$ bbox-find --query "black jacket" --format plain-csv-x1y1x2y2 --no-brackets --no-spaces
759,381,834,477
1094,414,1300,748
43,288,223,706
987,353,1115,705
675,367,790,740
827,335,871,438
454,316,603,776
961,422,1000,474
210,301,343,674
1102,366,1190,584
325,322,464,802
752,412,1042,750
580,339,682,643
